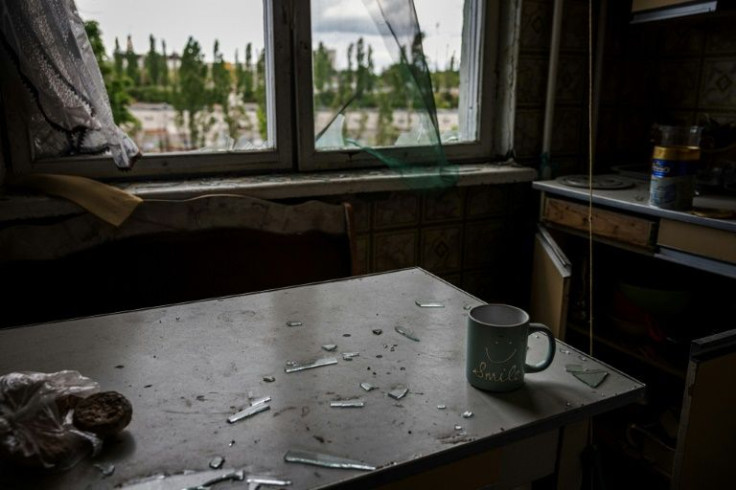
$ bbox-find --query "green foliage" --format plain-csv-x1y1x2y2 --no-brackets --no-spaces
255,49,267,140
125,36,141,85
145,35,161,85
176,36,207,148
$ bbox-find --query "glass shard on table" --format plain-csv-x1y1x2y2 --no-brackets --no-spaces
284,449,375,471
330,399,365,408
285,357,338,373
342,352,360,360
462,411,473,418
247,475,292,489
372,329,383,335
566,364,609,388
208,456,224,470
322,344,338,352
415,300,444,308
388,386,409,400
227,403,270,424
360,382,376,392
394,326,420,342
250,396,271,407
182,470,245,490
286,321,303,327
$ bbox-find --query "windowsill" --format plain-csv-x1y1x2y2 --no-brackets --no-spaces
0,161,536,223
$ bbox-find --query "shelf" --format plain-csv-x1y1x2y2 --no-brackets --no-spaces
567,322,686,380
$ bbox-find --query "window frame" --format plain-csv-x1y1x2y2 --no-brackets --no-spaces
0,0,519,180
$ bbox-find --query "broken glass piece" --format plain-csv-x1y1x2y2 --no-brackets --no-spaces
572,370,609,388
360,382,375,392
454,425,463,431
342,352,360,360
182,470,245,490
263,376,276,383
437,404,447,410
388,386,409,400
247,476,292,490
286,321,303,327
372,329,383,335
251,396,271,407
394,326,420,342
579,356,588,362
462,411,474,418
94,463,115,477
559,348,572,355
227,403,271,424
285,357,338,373
415,300,445,308
463,304,473,310
209,456,224,470
284,449,375,471
330,399,365,408
322,344,338,352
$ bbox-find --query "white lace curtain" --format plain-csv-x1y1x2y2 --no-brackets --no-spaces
0,0,139,170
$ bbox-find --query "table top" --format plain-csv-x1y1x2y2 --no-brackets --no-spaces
0,268,644,489
534,177,736,233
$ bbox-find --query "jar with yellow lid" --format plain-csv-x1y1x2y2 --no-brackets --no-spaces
649,125,702,210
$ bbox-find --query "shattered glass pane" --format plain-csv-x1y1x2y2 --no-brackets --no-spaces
285,357,338,373
394,326,420,342
284,449,375,471
330,399,366,408
388,386,408,400
227,403,270,424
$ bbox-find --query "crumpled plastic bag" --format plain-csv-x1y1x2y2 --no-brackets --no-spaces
0,371,102,470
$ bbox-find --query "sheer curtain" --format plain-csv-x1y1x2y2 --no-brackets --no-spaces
0,0,139,170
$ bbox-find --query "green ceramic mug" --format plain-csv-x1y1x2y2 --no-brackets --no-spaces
466,304,556,392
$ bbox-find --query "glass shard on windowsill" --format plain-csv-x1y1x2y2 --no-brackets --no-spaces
227,403,270,424
565,364,609,388
330,399,365,408
395,326,420,342
285,357,338,373
284,449,375,471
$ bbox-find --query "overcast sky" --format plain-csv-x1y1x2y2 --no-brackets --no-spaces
74,0,464,71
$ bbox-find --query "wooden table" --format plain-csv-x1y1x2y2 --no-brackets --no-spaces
0,268,644,489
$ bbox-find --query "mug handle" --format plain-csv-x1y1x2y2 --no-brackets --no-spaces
525,323,556,373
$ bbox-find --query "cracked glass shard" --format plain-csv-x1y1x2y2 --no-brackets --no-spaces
182,470,245,490
372,329,383,335
247,476,292,489
394,326,420,342
565,364,609,388
462,411,474,418
208,456,224,469
454,425,463,431
437,404,446,410
250,396,271,407
415,300,444,308
94,463,115,477
388,386,408,400
342,352,360,360
285,357,338,373
360,382,376,392
286,321,303,327
322,344,338,352
330,399,365,408
263,376,276,383
227,403,270,424
284,450,375,471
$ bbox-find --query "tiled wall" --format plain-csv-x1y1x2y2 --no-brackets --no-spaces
321,182,535,306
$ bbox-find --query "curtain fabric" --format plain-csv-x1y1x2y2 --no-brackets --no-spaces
0,0,139,170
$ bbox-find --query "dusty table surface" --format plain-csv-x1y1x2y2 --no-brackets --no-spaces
0,268,644,489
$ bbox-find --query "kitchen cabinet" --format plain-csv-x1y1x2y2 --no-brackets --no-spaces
531,177,736,489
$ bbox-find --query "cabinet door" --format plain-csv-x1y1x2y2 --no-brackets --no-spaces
530,225,572,339
672,329,736,489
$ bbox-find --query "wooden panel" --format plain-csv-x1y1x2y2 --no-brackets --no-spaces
542,197,656,248
673,351,736,489
658,219,736,264
530,233,571,339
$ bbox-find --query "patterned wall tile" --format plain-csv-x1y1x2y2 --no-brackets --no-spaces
462,269,506,304
656,60,701,108
354,234,371,275
465,185,510,219
463,220,507,269
520,0,552,52
561,0,589,52
551,108,582,155
373,230,418,272
422,188,464,223
517,56,548,107
373,192,420,229
556,55,586,104
596,109,618,155
706,27,736,55
618,60,657,107
600,57,621,105
514,109,544,159
658,26,705,57
699,58,736,110
420,225,462,274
